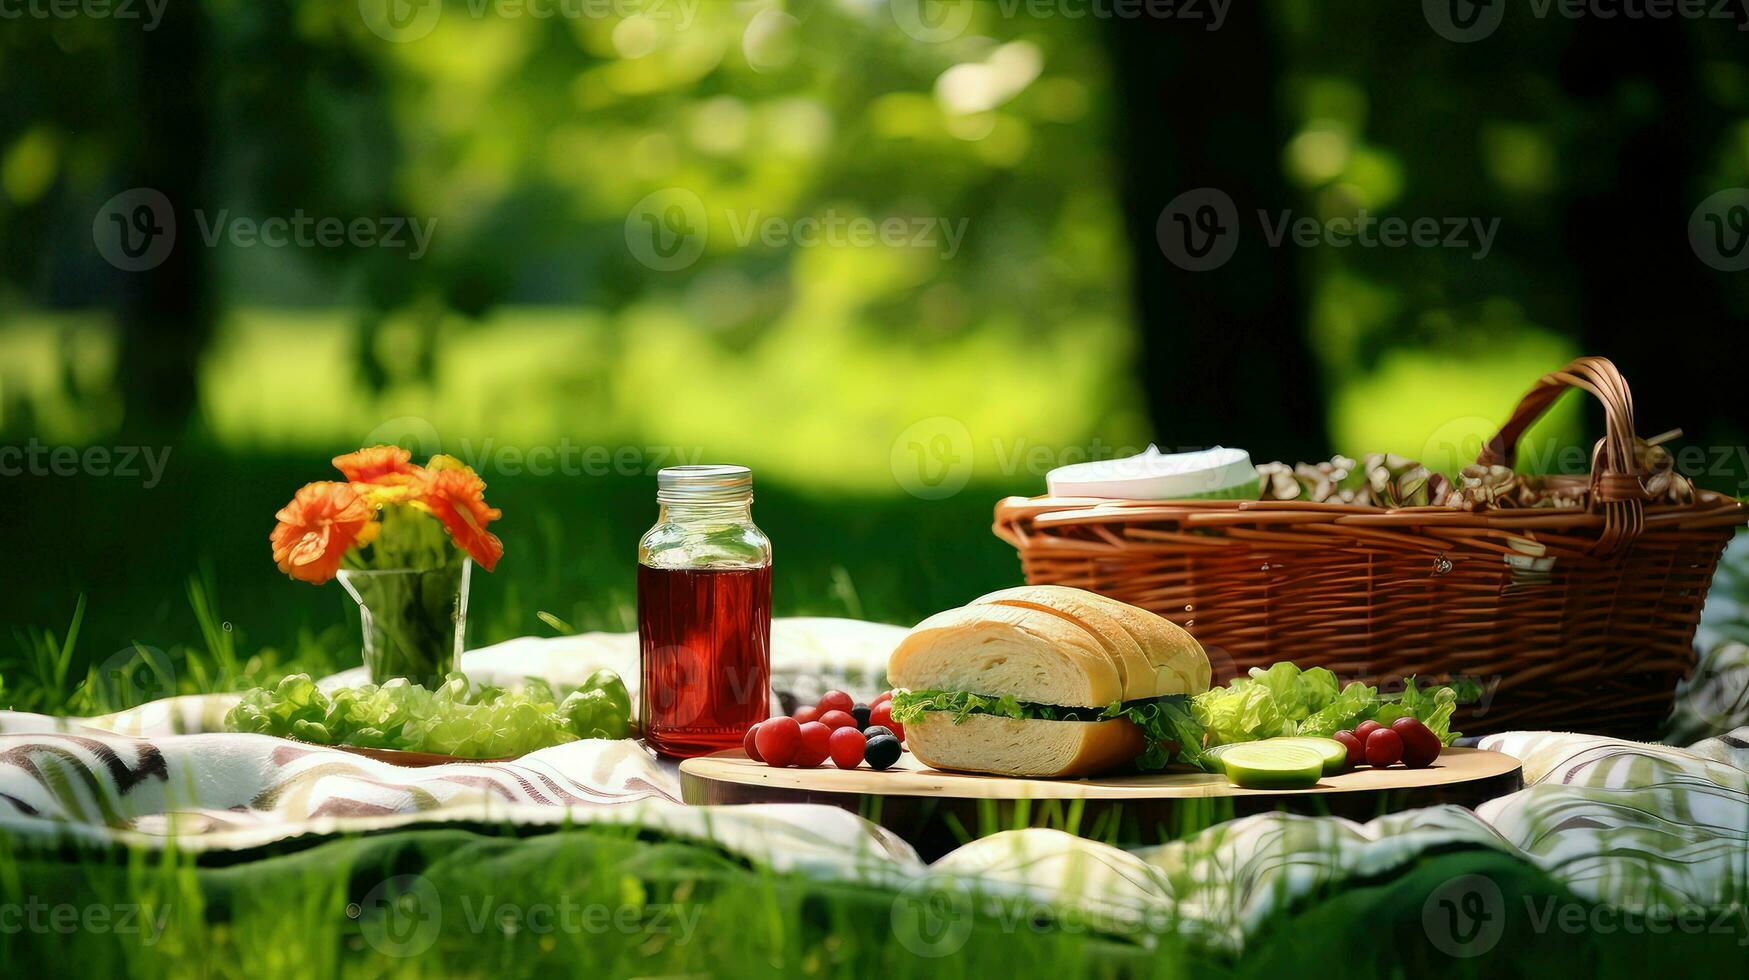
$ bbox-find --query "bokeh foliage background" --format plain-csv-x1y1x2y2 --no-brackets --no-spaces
2,1,1747,684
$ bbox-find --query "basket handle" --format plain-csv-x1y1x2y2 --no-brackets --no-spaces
1475,355,1647,552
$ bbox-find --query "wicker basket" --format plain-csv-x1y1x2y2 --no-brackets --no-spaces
994,358,1746,738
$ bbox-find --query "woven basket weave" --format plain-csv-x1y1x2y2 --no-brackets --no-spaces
994,358,1746,738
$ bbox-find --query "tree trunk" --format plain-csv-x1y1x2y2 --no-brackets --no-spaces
116,3,213,439
1105,12,1326,463
1561,20,1746,489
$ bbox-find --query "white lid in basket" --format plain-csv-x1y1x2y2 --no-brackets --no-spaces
1046,445,1259,500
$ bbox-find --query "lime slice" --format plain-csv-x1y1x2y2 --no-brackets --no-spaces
1217,743,1325,790
1271,736,1350,775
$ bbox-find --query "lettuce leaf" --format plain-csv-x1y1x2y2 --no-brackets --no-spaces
888,690,1205,770
1192,667,1467,745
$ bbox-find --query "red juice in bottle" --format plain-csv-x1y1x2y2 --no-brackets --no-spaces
638,564,772,757
637,465,773,759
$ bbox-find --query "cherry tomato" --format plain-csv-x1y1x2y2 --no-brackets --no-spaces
755,716,800,767
820,709,857,730
869,702,904,743
793,705,821,725
1331,730,1364,769
1365,727,1404,768
1391,717,1443,768
818,690,854,714
742,722,764,762
872,690,894,707
829,726,867,769
1354,720,1383,742
796,722,833,767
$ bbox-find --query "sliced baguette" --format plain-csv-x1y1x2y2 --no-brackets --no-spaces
976,585,1210,697
887,603,1123,708
905,713,1144,778
971,585,1153,701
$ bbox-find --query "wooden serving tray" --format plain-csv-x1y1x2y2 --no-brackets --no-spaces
682,747,1521,858
291,740,514,767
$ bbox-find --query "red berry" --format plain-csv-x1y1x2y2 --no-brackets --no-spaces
872,690,894,707
1391,717,1443,768
793,705,821,725
818,690,854,714
820,709,856,730
828,727,867,769
1354,720,1383,742
754,717,800,767
796,722,833,767
742,722,764,762
1365,727,1404,768
1331,730,1364,769
869,702,904,743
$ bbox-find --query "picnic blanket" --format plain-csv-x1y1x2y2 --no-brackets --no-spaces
4,616,1747,952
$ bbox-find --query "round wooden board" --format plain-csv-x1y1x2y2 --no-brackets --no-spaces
682,747,1521,858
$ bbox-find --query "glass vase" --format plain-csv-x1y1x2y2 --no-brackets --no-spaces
337,558,471,690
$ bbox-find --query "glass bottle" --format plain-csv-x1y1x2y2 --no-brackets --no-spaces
637,465,772,758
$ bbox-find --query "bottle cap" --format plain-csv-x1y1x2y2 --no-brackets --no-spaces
657,465,753,505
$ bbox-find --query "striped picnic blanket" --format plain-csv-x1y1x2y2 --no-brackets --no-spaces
3,614,1745,951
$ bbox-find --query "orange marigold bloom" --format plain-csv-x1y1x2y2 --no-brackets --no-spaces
270,482,378,584
333,445,421,484
422,466,504,572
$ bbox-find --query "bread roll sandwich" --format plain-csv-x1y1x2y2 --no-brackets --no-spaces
886,585,1211,777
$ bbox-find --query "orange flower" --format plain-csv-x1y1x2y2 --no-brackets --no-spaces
421,465,504,572
333,445,421,484
270,482,378,584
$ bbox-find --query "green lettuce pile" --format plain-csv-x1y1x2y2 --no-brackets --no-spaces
225,669,632,759
1192,662,1466,748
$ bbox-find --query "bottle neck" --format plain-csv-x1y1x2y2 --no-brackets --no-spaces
658,499,754,525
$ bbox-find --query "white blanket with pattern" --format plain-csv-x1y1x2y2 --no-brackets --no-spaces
3,618,1747,950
